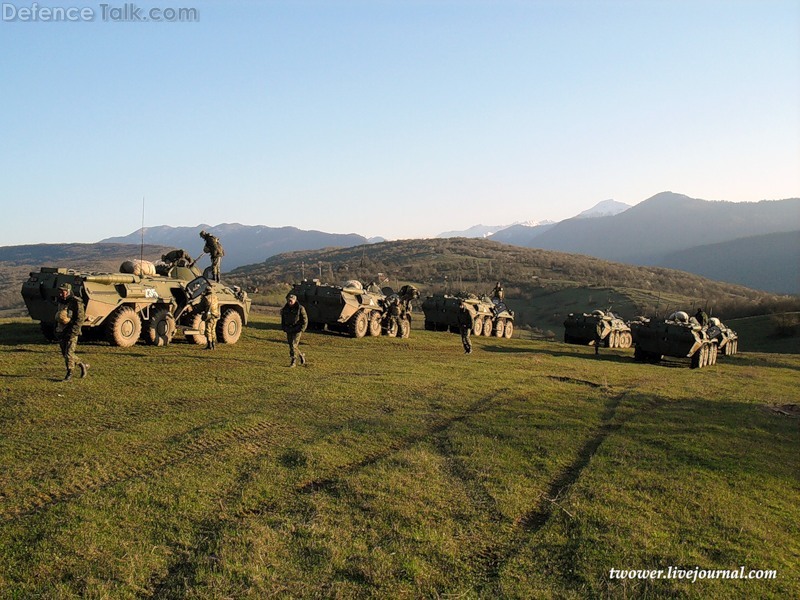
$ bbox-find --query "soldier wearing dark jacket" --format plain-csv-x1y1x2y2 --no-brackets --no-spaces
55,283,88,381
457,302,473,355
199,230,224,282
695,308,709,328
280,293,308,367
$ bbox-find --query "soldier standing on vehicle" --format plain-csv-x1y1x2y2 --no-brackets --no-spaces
492,282,505,301
458,302,473,355
695,308,709,328
199,230,224,282
55,283,89,381
198,287,220,350
281,293,308,367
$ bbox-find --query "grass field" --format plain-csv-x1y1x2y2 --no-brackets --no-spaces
1,315,798,598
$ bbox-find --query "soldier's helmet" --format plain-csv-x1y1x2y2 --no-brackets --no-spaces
199,230,207,237
58,283,72,293
286,293,297,301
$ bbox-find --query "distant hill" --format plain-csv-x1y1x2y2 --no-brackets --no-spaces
436,224,508,239
227,238,799,333
526,192,800,264
658,231,800,294
0,243,171,314
101,223,369,271
488,222,557,245
576,199,631,218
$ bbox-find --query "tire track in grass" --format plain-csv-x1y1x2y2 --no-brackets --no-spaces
0,418,286,521
294,389,507,496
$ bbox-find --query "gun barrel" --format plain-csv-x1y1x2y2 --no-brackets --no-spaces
83,274,138,285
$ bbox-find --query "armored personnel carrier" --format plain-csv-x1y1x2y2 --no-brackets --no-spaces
563,309,632,349
421,293,515,338
630,311,717,368
707,317,739,356
21,253,251,348
290,279,418,338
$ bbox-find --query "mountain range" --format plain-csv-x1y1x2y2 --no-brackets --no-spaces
3,192,795,296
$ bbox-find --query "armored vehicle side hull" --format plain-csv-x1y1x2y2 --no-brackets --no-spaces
421,294,514,339
563,312,632,348
22,265,251,347
291,280,414,338
630,318,717,368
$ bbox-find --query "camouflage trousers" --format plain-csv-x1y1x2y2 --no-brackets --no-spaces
59,335,79,371
210,257,221,282
286,331,302,359
460,325,472,353
204,316,218,344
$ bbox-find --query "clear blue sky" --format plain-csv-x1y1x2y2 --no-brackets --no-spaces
2,0,798,245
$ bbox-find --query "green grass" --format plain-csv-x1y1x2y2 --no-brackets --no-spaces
727,313,800,354
0,316,798,598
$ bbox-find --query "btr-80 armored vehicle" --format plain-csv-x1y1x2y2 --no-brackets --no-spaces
707,317,739,356
291,279,419,338
21,253,251,347
421,293,515,338
563,309,632,349
630,311,717,368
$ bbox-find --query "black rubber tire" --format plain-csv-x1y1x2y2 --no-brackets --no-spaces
482,318,493,337
145,308,176,346
503,320,514,339
494,319,505,337
218,309,243,344
472,317,483,336
368,312,382,336
398,318,411,338
349,310,368,338
186,313,207,345
106,306,142,347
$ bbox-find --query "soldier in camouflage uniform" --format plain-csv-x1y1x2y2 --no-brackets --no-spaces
281,293,308,367
695,308,709,328
55,283,88,381
199,230,224,282
457,302,473,355
198,287,220,350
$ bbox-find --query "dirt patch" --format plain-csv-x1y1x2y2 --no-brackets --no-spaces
764,404,800,418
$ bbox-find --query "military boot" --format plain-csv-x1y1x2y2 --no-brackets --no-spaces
79,363,89,378
289,357,296,368
205,341,212,350
212,341,217,350
63,369,72,382
299,353,306,366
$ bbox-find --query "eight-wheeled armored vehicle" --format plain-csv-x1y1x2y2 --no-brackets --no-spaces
707,317,739,356
563,309,632,348
421,293,515,338
291,279,418,338
630,311,717,368
21,254,251,347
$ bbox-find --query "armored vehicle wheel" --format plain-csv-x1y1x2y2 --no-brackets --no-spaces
186,313,208,345
710,344,718,365
424,320,435,331
494,319,505,337
472,317,483,336
308,321,325,331
398,318,411,338
349,310,369,338
106,306,142,347
145,308,176,346
482,318,494,337
691,347,702,369
503,320,514,338
219,309,243,344
622,332,632,348
40,322,58,342
368,312,382,336
385,320,399,337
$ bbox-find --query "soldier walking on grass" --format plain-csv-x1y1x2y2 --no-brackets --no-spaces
281,293,308,367
198,287,220,350
458,302,473,355
55,283,89,381
199,230,224,282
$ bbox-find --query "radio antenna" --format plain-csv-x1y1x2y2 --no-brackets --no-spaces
140,197,145,269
